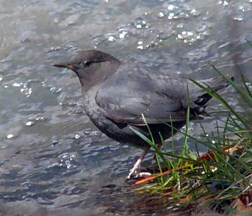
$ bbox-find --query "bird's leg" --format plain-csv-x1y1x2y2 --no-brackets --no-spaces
152,142,163,160
127,149,152,179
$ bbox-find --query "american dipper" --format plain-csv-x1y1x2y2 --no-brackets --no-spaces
54,50,230,179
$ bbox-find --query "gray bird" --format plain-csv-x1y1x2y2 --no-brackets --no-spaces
54,50,229,179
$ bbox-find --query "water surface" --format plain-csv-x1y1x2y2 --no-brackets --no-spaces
0,0,252,215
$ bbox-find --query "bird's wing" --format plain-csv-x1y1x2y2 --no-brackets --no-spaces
95,66,188,126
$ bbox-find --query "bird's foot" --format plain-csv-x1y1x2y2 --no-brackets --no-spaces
127,157,152,179
126,149,152,179
127,170,152,179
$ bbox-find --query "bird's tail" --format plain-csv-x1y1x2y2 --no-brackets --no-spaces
193,76,234,107
202,76,233,91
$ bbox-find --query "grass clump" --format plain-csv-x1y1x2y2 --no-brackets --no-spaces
133,69,252,215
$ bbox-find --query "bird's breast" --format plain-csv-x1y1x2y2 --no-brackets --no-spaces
82,89,109,130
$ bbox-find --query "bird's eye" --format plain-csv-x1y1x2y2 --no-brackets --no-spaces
84,61,93,67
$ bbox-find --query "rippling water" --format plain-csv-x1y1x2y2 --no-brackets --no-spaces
0,0,252,215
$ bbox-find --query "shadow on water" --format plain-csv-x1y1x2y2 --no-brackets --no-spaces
0,0,252,215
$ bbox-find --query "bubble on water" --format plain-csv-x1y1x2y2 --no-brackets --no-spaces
168,13,175,20
223,1,229,6
75,133,81,139
167,4,176,11
50,87,61,93
108,35,116,42
46,46,61,52
158,11,165,18
0,77,2,82
58,152,79,169
20,87,32,97
12,82,22,87
176,25,209,44
137,40,144,49
187,31,193,36
41,81,47,87
10,81,33,97
177,32,184,39
162,2,201,20
118,30,128,39
233,16,243,21
25,115,47,127
190,8,200,16
218,0,229,6
7,134,14,139
176,23,184,29
239,5,245,12
25,121,35,127
36,116,46,121
65,161,71,169
134,17,148,29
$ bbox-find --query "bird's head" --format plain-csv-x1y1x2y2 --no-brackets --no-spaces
54,50,121,89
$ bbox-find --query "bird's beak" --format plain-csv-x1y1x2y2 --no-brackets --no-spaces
53,63,74,70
